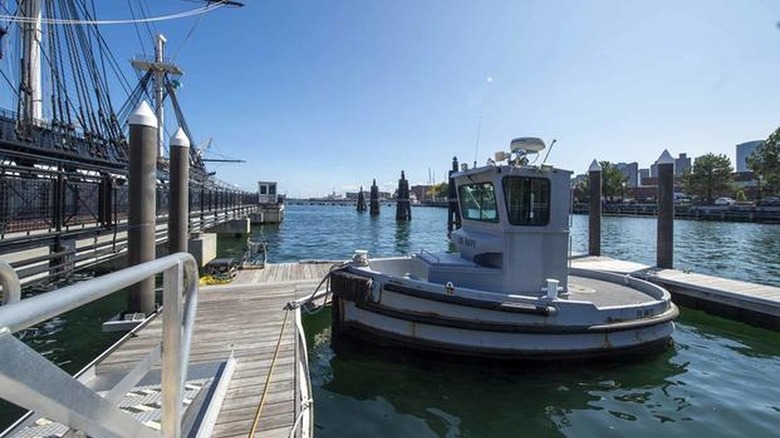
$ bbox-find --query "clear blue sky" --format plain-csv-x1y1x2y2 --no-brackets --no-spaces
10,1,780,197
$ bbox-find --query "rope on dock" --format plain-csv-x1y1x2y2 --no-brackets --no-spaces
298,262,347,313
247,308,290,438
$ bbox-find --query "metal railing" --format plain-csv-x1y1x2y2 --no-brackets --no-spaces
0,163,258,238
0,253,198,438
0,261,20,305
290,306,313,438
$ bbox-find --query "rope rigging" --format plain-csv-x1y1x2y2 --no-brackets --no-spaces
0,1,227,26
1,0,241,174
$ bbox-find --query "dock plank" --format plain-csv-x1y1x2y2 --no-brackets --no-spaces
94,262,329,437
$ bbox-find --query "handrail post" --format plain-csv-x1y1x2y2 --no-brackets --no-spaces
162,261,184,438
0,261,21,305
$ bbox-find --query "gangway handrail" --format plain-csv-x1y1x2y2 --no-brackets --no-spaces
289,304,313,438
0,252,198,438
0,261,21,305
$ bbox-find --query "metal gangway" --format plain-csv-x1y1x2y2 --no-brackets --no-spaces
0,254,236,437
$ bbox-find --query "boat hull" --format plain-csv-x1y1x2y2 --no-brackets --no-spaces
330,267,678,361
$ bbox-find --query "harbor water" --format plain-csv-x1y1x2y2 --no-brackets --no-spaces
3,204,780,436
286,206,780,437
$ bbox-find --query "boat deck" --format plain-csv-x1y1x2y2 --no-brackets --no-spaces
568,275,656,306
97,262,334,437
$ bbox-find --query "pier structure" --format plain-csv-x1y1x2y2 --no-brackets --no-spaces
0,155,259,288
369,179,380,216
1,17,261,288
251,181,285,225
571,203,780,223
395,171,411,221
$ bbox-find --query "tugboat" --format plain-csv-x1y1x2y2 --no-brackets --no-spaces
329,137,678,360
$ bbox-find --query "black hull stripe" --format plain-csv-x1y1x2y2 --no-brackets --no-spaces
354,299,678,334
335,319,674,361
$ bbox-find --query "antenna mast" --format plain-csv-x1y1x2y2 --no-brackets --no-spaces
473,115,482,168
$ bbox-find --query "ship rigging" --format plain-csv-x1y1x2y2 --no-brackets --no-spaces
0,0,238,182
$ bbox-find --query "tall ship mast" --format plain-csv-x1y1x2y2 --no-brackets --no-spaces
0,1,228,182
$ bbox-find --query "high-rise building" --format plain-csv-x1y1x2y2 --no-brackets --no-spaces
674,153,691,176
615,162,639,187
736,140,763,173
639,168,650,186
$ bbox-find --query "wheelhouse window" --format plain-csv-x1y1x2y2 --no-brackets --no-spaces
458,182,498,222
503,177,550,226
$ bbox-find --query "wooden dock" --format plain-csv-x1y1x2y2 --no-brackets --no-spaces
571,255,780,330
97,262,334,437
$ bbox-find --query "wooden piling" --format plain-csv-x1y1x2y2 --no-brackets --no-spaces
657,150,675,268
356,186,367,212
370,179,380,216
395,171,411,221
588,160,602,257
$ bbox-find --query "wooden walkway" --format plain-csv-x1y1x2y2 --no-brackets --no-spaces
96,262,334,437
571,255,780,330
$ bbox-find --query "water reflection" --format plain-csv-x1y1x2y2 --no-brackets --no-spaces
307,310,691,438
395,221,411,254
307,302,780,438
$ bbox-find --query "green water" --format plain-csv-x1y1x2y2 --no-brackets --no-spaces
3,204,780,436
305,307,780,437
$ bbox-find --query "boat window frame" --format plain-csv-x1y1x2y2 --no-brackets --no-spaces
458,181,500,223
502,176,551,226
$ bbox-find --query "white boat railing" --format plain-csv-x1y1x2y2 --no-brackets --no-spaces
0,253,199,438
418,249,440,263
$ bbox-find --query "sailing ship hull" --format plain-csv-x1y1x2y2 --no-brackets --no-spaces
330,262,678,361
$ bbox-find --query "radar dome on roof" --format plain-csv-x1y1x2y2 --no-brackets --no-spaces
510,137,546,153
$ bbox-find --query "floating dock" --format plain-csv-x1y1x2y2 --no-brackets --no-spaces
125,262,331,437
572,256,780,331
